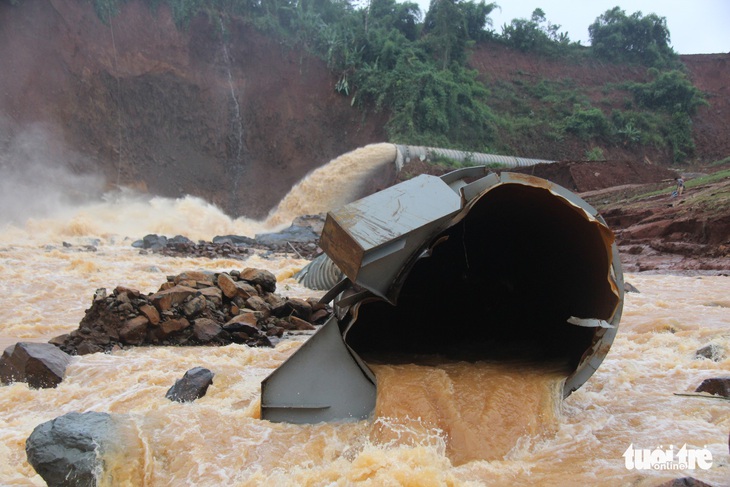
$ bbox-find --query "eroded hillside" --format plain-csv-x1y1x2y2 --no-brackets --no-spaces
1,0,728,220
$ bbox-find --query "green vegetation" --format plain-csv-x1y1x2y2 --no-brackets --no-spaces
588,7,677,68
500,8,576,55
85,0,708,164
585,147,605,161
684,169,730,189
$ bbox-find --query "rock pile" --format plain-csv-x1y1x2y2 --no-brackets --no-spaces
133,215,327,261
51,268,331,355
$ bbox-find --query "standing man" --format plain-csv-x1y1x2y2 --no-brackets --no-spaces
675,177,685,196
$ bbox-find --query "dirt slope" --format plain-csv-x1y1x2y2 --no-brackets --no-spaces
585,168,730,274
0,0,386,218
1,0,728,227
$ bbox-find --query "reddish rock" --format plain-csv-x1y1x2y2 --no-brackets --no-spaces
198,286,223,305
266,326,285,337
217,273,258,299
139,304,160,325
114,286,141,298
272,298,312,320
159,318,191,336
150,286,197,312
76,342,103,355
217,273,239,298
176,279,198,288
264,293,286,309
234,281,258,299
285,316,316,331
225,312,259,328
241,268,277,293
311,308,331,324
307,298,329,312
182,295,207,317
193,319,223,343
119,316,149,345
246,296,271,314
158,282,175,291
174,271,213,285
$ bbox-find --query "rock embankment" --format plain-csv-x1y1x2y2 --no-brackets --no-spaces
133,215,327,260
51,268,331,355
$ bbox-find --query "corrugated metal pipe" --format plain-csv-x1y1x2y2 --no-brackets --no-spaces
395,145,554,171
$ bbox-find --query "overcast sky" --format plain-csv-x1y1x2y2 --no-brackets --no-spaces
408,0,730,55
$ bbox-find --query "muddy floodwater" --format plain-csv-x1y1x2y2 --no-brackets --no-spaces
0,232,728,486
0,143,728,486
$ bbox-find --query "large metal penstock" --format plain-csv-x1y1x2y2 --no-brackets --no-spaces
262,166,623,423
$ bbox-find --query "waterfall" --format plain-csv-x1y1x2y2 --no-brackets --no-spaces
219,19,245,192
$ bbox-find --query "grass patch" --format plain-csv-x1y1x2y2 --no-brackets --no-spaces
685,169,730,187
710,156,730,167
627,169,730,202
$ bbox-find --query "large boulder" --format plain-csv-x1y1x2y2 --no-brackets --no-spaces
240,268,277,293
26,412,114,487
0,342,72,388
165,367,215,403
26,411,144,486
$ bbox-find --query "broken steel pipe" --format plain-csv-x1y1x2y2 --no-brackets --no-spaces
262,166,623,424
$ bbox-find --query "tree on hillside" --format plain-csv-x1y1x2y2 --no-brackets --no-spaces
501,8,570,52
630,68,707,115
421,0,497,69
366,0,421,40
588,7,676,66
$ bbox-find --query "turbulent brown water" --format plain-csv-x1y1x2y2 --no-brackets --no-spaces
369,361,566,467
264,143,397,227
1,145,729,486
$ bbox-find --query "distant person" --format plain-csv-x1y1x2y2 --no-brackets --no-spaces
673,177,685,197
